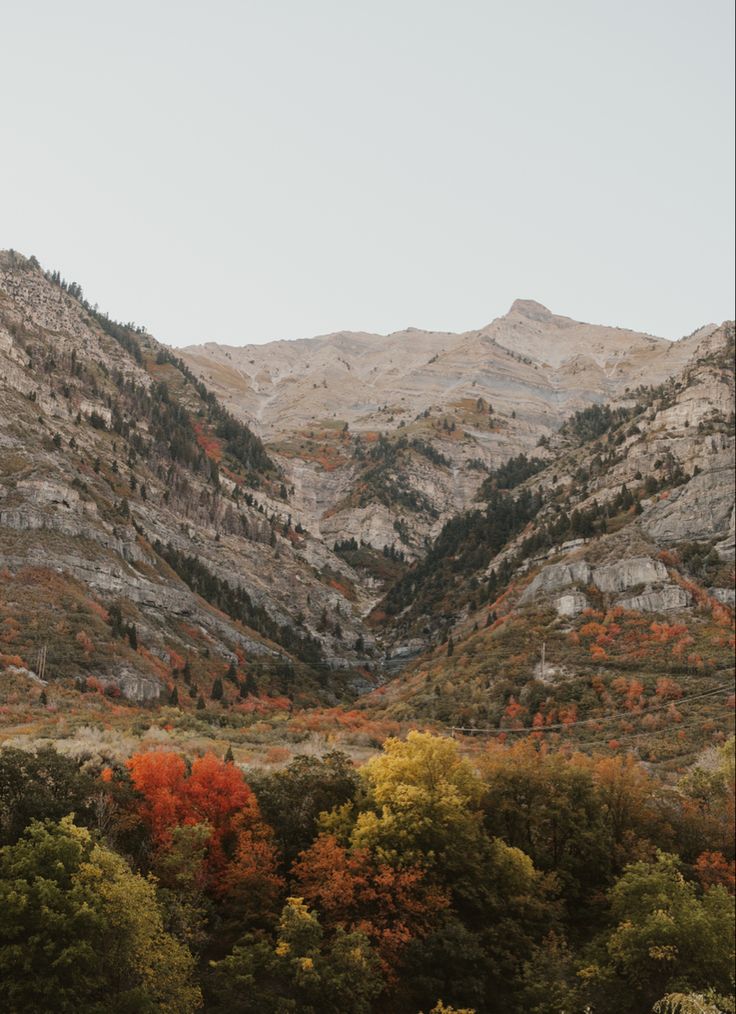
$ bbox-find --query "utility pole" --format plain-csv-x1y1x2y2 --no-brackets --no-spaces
36,644,47,681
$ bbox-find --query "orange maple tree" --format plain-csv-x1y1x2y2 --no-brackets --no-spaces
292,833,449,978
125,750,281,899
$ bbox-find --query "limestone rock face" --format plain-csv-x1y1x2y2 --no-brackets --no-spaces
519,562,592,603
320,503,411,557
641,447,735,547
102,668,161,703
521,556,695,615
592,557,669,594
617,585,692,612
714,508,735,562
555,592,589,617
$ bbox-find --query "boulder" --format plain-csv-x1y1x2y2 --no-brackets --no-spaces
102,668,161,703
709,587,735,608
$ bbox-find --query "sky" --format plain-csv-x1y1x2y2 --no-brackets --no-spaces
2,0,734,347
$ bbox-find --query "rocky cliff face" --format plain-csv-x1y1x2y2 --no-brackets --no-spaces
0,253,380,703
0,250,732,728
358,319,733,736
181,301,725,558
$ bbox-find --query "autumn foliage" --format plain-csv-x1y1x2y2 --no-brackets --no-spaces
1,732,734,1014
126,749,281,902
292,833,449,977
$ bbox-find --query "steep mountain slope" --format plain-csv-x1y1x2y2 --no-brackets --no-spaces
0,252,378,711
358,324,735,766
0,250,732,772
182,301,722,559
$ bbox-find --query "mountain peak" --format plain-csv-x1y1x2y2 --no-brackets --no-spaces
508,298,553,320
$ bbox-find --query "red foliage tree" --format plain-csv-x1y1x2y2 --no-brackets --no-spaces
125,750,281,900
126,750,187,846
292,834,449,979
694,851,736,894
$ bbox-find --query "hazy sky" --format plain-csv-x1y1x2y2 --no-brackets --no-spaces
2,1,734,346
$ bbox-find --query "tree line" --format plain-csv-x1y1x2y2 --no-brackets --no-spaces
0,733,733,1012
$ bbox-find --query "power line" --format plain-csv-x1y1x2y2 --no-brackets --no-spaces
456,708,734,758
449,682,734,737
568,708,734,751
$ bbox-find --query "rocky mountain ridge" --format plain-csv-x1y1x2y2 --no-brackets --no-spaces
358,322,734,757
0,252,380,707
181,301,724,558
0,250,732,756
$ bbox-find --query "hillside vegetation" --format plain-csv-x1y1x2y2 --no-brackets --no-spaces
0,251,733,1011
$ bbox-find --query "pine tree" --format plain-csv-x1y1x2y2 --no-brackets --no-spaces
169,686,179,706
211,677,224,701
447,636,454,657
196,694,206,710
224,745,234,764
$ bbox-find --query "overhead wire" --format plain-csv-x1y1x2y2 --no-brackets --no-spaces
449,682,734,737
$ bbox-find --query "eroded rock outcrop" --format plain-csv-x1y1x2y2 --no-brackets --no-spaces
592,557,668,594
519,562,592,603
555,592,589,618
617,585,692,612
641,447,735,547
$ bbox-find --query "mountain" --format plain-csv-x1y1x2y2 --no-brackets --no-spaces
355,322,735,766
0,251,374,714
181,301,723,560
0,249,732,771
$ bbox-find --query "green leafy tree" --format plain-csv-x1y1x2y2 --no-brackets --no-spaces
480,742,616,911
580,852,735,1013
0,746,94,845
208,897,382,1013
251,752,359,863
0,816,202,1012
397,914,487,1013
